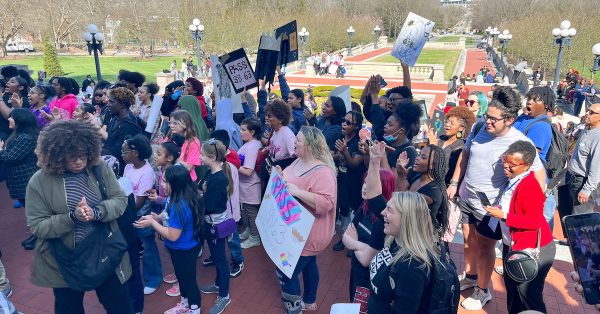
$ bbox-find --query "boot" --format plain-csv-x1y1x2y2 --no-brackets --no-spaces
21,234,36,250
281,292,302,314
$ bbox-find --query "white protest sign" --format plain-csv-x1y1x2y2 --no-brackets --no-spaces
210,54,243,114
330,85,351,112
391,12,435,66
256,171,315,278
219,48,258,94
144,95,163,134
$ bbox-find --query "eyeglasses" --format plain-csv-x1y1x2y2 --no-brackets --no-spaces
342,119,356,125
121,150,133,155
483,114,505,124
467,100,477,106
501,154,525,170
66,154,88,162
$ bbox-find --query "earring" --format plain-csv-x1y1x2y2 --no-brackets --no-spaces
456,130,464,139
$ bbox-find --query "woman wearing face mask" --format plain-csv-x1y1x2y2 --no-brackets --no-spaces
466,91,488,123
316,96,346,152
363,103,422,171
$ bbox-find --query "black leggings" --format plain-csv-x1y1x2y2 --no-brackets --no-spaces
168,245,202,308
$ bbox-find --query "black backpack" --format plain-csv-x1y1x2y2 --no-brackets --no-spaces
524,118,569,189
426,243,460,313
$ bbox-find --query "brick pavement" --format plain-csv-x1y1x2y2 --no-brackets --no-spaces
463,49,496,77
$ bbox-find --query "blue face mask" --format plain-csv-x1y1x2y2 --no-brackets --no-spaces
384,129,401,143
171,89,183,100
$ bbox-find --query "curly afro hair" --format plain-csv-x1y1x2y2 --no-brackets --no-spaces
446,106,476,137
118,69,145,87
265,99,292,126
109,87,136,109
490,86,522,120
36,120,101,175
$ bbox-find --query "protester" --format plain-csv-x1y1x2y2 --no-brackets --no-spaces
166,110,202,181
466,91,488,123
199,139,233,314
287,89,308,134
316,95,346,151
0,76,31,140
483,141,555,314
184,78,208,122
135,165,203,314
237,118,263,249
49,77,79,120
26,120,133,313
447,86,546,310
178,95,210,142
26,85,52,129
277,126,336,314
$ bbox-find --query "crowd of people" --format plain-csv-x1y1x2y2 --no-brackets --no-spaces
0,54,599,314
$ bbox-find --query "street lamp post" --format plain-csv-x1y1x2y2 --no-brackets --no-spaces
497,29,512,77
83,24,104,81
591,43,600,78
347,26,355,56
373,25,382,49
299,27,309,70
551,20,577,92
485,26,492,58
189,19,205,79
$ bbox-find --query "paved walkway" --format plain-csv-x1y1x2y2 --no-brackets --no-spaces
463,49,496,77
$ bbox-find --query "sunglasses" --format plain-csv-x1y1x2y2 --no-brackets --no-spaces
467,100,477,106
342,119,356,125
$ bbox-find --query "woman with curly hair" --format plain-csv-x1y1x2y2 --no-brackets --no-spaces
276,126,337,313
25,120,133,313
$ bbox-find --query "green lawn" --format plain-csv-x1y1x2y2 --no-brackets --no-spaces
370,49,461,80
435,36,460,43
0,55,177,83
465,37,474,47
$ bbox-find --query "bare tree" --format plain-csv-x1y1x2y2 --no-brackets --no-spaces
0,0,25,57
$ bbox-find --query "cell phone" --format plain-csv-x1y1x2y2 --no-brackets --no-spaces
380,77,388,88
476,191,491,207
563,212,600,305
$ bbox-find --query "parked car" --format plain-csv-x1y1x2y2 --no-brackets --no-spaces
6,40,34,53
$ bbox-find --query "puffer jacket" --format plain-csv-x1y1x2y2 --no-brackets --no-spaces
25,160,131,288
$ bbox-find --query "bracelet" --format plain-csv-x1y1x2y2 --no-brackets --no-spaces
449,179,459,186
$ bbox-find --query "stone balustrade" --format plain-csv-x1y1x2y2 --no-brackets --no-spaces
343,62,445,82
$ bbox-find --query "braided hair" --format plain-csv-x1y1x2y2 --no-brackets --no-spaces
526,86,556,112
426,144,449,237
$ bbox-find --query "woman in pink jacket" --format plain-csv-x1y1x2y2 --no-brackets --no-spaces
49,77,79,120
275,126,337,313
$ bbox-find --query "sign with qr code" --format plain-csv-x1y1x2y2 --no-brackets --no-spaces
219,48,258,94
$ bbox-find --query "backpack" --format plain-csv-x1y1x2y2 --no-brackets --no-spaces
426,243,460,313
524,118,569,189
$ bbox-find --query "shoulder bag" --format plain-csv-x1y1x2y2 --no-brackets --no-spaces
504,229,540,283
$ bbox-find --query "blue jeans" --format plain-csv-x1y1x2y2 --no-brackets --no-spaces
141,233,163,288
543,192,556,233
207,237,230,297
277,255,319,303
228,229,244,264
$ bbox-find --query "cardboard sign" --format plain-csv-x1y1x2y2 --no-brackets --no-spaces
414,99,429,125
211,55,243,113
429,109,445,136
256,33,280,85
330,85,351,113
392,12,435,66
275,20,298,66
219,48,258,94
256,171,315,278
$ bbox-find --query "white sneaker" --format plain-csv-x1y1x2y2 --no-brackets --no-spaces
239,228,251,241
461,287,492,310
458,271,477,291
241,235,261,249
197,247,203,258
144,286,157,295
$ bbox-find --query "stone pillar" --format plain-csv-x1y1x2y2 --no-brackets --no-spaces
155,72,175,95
431,64,445,82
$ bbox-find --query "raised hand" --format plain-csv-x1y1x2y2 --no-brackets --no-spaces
335,138,348,153
369,141,386,162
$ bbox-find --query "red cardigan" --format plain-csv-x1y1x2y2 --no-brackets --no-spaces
506,171,553,250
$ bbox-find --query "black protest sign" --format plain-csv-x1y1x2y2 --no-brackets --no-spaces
256,33,280,85
275,20,298,66
219,48,258,94
429,109,445,136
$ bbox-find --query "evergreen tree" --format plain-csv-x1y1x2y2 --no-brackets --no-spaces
43,37,63,77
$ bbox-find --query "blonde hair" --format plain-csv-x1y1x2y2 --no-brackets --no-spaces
384,191,440,269
201,139,234,196
299,126,336,173
168,110,199,142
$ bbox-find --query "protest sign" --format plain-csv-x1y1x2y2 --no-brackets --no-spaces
256,33,280,86
256,171,315,278
275,20,298,66
330,85,351,112
429,109,446,136
219,48,258,94
211,54,243,114
144,95,163,134
391,12,435,66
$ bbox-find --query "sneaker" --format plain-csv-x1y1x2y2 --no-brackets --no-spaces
208,296,231,314
458,271,477,291
1,287,12,298
200,283,219,294
197,248,203,258
13,200,23,208
461,287,492,310
143,286,157,295
494,265,504,276
230,261,244,277
163,273,178,284
241,235,261,249
202,256,214,267
333,239,345,251
239,228,250,241
166,283,180,297
164,303,189,314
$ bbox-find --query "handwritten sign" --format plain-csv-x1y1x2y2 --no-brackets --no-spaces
429,109,445,136
256,171,315,278
219,48,258,94
210,54,243,114
392,12,435,66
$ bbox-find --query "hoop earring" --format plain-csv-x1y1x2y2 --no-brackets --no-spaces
456,130,464,139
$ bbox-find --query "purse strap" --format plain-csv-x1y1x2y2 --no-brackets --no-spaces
91,165,108,200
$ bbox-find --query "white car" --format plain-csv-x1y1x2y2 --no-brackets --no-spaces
6,41,34,53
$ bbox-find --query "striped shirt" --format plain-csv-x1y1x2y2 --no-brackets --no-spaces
64,171,101,243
